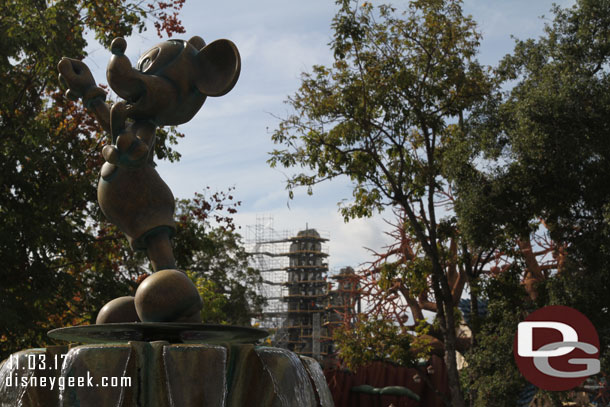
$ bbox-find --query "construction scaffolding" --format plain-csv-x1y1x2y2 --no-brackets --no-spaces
281,227,330,357
324,267,361,348
246,217,328,352
246,215,291,332
246,216,359,363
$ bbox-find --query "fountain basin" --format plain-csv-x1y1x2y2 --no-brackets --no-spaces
47,322,269,344
0,340,334,406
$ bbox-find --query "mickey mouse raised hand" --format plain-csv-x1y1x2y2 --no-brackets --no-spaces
58,36,240,324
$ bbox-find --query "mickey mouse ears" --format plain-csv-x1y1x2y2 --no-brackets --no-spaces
194,39,241,97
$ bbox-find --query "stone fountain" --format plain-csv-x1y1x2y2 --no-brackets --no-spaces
0,34,334,407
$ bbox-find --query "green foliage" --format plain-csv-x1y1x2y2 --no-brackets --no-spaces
174,190,265,326
332,314,421,370
378,257,431,296
186,272,228,323
456,0,610,247
544,250,610,372
454,0,610,389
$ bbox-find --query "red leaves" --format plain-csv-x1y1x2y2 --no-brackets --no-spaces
176,187,241,234
136,274,150,284
150,0,187,37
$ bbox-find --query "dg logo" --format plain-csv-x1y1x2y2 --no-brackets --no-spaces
513,305,600,391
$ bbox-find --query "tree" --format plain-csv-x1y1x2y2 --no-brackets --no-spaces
451,0,610,403
269,1,493,405
329,209,562,405
0,0,187,359
456,0,610,360
333,315,421,370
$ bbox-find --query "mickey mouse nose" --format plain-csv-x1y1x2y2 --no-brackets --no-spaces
111,37,127,55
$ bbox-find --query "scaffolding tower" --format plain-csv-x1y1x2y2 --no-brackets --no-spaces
324,266,361,357
282,228,329,358
246,216,331,358
246,217,361,365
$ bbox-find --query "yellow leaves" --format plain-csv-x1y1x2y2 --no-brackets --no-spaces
333,315,418,369
443,123,460,144
334,59,348,70
186,271,229,324
410,129,425,149
409,332,433,359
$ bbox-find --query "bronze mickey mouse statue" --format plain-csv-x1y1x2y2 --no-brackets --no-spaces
58,35,240,324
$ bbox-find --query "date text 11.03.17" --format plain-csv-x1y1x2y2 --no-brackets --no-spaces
6,353,66,371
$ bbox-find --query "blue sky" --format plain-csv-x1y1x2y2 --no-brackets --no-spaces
83,0,575,271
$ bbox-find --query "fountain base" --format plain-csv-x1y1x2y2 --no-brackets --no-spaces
0,336,334,406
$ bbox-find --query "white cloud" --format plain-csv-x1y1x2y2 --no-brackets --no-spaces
253,32,332,81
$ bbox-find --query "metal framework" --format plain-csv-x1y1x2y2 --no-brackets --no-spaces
246,216,359,361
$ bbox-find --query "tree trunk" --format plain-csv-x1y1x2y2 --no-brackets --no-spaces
430,270,466,407
443,312,466,407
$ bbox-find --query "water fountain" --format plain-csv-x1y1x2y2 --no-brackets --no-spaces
0,34,334,407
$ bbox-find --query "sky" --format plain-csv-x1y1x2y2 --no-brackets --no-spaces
83,0,575,273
